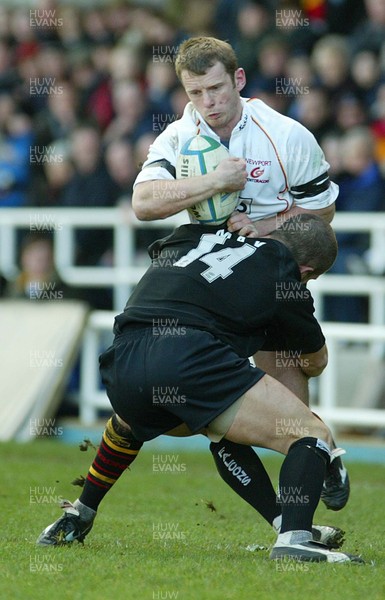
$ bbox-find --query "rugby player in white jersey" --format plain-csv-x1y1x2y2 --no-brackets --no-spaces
132,37,349,515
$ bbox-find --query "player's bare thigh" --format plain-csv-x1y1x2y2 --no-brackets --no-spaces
224,374,332,454
116,374,331,453
254,350,310,406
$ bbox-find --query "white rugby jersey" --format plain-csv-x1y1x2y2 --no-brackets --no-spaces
134,97,338,221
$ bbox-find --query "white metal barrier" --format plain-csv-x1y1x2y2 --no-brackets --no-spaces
0,207,186,310
317,323,385,428
80,314,385,429
80,311,115,424
2,208,385,427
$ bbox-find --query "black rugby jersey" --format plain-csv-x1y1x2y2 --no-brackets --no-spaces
115,225,325,358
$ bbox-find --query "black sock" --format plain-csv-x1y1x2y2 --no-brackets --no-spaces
79,415,142,512
279,437,330,534
210,439,281,526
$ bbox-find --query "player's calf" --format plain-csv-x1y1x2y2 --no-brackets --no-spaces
36,414,143,545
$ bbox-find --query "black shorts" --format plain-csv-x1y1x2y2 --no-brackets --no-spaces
99,326,265,442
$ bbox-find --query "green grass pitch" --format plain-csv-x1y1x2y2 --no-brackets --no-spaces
1,440,385,600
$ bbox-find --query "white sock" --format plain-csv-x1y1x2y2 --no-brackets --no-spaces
276,530,312,545
272,515,282,533
73,499,96,520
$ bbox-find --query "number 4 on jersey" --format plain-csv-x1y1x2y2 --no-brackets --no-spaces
174,233,265,283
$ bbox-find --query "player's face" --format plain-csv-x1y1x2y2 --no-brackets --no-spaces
180,62,246,137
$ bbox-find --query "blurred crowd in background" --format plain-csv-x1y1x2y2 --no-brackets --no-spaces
0,0,385,320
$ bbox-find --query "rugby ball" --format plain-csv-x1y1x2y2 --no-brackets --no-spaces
176,135,239,225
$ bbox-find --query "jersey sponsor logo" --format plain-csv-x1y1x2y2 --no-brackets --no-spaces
218,446,251,486
246,158,271,183
250,167,264,178
246,159,271,167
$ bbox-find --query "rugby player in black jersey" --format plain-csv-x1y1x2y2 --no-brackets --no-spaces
37,214,362,563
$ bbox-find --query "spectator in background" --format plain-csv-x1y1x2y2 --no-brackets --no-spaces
285,54,314,91
291,87,334,141
0,94,34,207
0,7,10,40
35,44,69,86
105,133,174,261
232,1,273,79
5,233,65,300
323,0,366,36
108,43,142,83
134,132,157,169
105,136,161,260
104,3,133,40
245,34,291,113
370,82,385,174
30,81,78,204
213,0,240,44
144,60,177,117
34,82,78,148
0,39,21,93
61,123,117,209
168,84,189,119
103,80,153,145
55,122,118,309
350,0,385,55
69,49,113,131
273,0,323,55
334,93,368,133
56,6,86,51
324,126,385,322
246,35,289,94
0,273,7,297
82,8,113,46
321,132,344,181
105,138,136,199
60,123,118,269
31,0,62,45
28,140,72,207
311,34,355,102
351,50,382,109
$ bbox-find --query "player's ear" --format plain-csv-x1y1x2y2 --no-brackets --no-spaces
299,265,316,283
234,68,246,92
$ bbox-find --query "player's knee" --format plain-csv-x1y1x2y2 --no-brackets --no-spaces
288,436,331,466
281,415,332,454
114,413,132,432
306,415,332,448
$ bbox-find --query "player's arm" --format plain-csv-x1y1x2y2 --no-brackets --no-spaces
133,157,246,220
259,263,327,370
299,344,328,377
255,343,327,397
230,203,335,237
285,123,338,214
228,123,337,236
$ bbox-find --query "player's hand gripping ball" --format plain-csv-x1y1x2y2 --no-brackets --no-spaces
176,135,239,225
